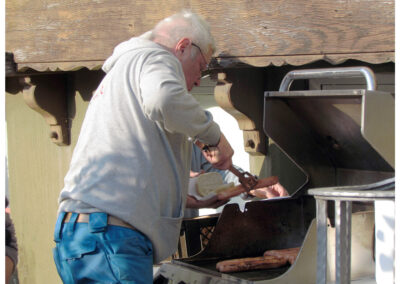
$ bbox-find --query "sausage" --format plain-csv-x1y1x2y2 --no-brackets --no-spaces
263,247,300,265
216,247,301,273
216,255,287,273
217,176,279,200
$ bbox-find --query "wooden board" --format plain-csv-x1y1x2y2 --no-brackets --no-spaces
6,0,394,71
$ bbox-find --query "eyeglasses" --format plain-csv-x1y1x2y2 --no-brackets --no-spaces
191,43,209,72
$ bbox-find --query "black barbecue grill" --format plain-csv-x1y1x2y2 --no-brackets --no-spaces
154,67,395,284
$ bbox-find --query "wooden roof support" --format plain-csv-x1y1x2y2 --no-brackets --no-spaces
5,52,17,76
215,68,267,155
22,74,71,146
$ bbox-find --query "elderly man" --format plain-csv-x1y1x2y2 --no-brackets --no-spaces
53,10,234,283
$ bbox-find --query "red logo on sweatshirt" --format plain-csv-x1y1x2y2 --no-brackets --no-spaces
91,84,104,101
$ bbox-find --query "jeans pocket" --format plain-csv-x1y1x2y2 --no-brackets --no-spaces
109,253,153,283
105,228,153,256
59,236,114,283
53,247,75,284
107,230,153,282
61,238,97,260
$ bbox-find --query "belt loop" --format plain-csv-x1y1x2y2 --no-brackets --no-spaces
65,213,79,237
89,212,108,233
53,212,67,242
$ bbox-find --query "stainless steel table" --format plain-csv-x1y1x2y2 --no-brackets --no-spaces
308,178,395,284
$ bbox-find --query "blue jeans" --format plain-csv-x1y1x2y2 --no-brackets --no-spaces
53,212,153,284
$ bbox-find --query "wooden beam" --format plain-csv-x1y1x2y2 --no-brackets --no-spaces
6,0,394,70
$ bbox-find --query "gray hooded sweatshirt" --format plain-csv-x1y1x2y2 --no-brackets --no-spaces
58,37,220,262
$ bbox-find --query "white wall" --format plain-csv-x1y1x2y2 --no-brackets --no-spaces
191,76,250,215
191,76,249,171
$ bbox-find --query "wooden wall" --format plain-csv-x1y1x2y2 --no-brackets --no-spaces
5,70,100,283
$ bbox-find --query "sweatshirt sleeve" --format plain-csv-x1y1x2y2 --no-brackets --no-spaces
139,51,220,145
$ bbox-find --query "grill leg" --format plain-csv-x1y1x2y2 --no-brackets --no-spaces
335,200,352,284
316,199,328,284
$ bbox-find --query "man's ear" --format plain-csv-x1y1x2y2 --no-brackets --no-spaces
175,38,191,55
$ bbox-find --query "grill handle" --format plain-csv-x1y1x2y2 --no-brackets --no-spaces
279,66,376,92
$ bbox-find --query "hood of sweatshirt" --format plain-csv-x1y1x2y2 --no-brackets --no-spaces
102,35,163,73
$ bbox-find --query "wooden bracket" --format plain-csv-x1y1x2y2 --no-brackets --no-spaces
22,74,71,146
6,52,17,76
214,69,267,155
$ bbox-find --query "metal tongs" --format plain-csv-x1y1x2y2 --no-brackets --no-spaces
201,143,258,192
229,165,258,192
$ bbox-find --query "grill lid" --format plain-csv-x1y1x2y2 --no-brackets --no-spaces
264,67,394,193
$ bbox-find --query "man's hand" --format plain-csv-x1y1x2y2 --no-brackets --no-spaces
189,170,204,178
249,182,289,199
6,256,14,284
200,133,234,170
186,195,228,209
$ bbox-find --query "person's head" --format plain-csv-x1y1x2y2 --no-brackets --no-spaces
150,10,216,91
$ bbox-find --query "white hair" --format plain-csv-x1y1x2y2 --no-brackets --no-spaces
150,10,216,57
